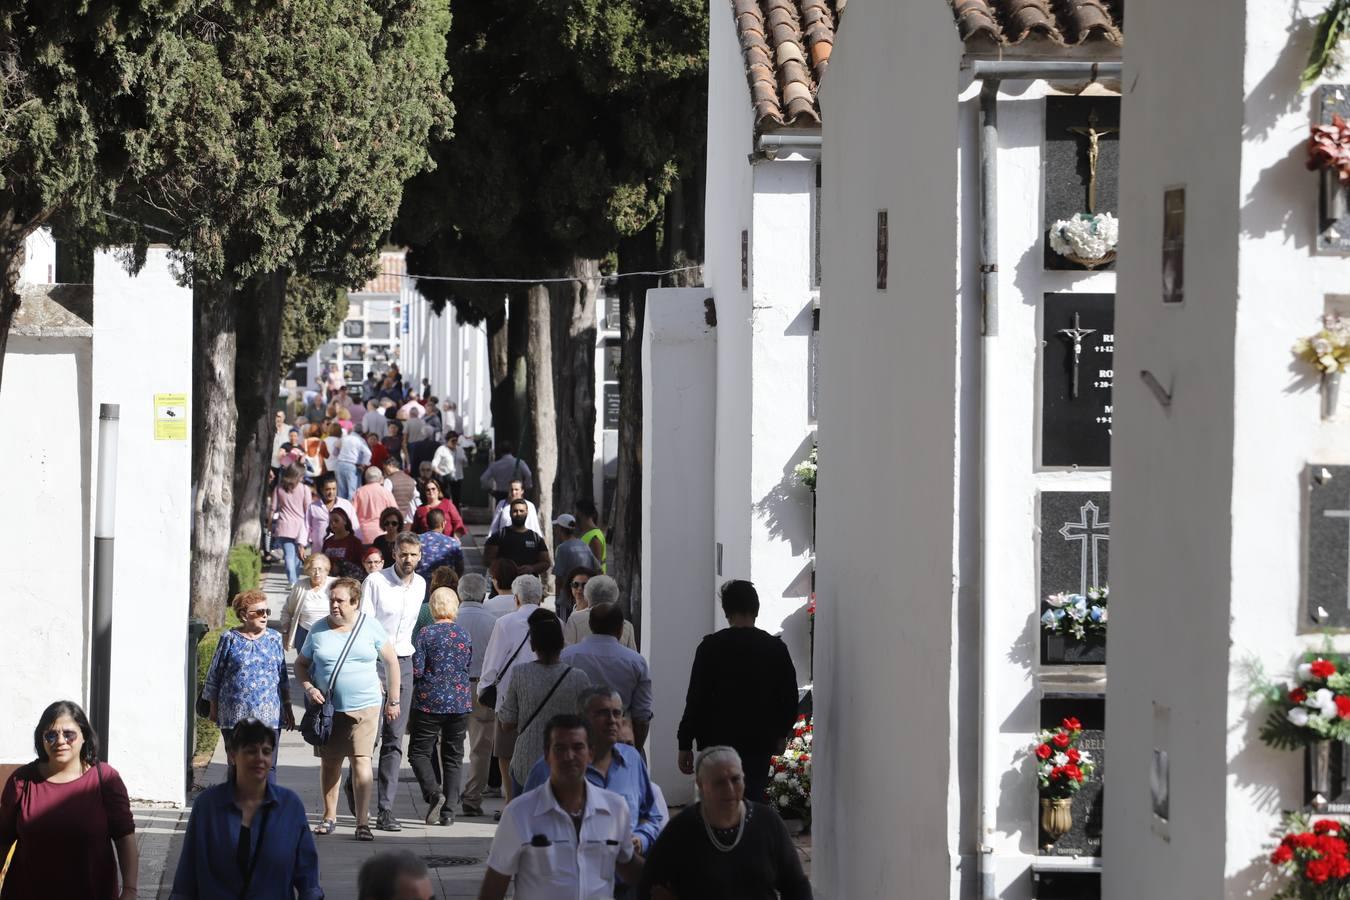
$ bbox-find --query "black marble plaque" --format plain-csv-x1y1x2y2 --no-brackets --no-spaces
1040,491,1109,666
1306,465,1350,629
1316,86,1350,254
1032,870,1101,900
603,383,620,430
1040,695,1104,858
1042,294,1114,468
1043,96,1119,271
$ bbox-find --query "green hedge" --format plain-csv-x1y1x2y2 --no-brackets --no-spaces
194,544,262,758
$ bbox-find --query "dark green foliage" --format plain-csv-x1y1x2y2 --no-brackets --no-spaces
226,543,262,596
194,606,241,758
280,276,349,373
1304,0,1350,88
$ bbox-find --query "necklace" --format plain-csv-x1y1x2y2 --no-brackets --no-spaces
700,801,747,853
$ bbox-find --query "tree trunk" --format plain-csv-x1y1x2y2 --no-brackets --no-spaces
486,299,512,444
609,234,658,623
230,270,289,549
507,290,529,452
550,258,599,521
192,276,239,629
525,285,557,570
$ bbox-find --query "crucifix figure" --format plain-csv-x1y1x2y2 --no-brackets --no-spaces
1324,507,1350,610
1067,109,1118,214
1058,312,1097,399
1059,500,1110,596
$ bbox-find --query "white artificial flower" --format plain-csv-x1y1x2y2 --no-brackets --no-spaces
1289,707,1311,727
1076,750,1093,765
775,772,788,783
1053,753,1070,767
778,795,790,807
1046,592,1070,608
1048,212,1119,260
1316,338,1335,356
1299,663,1315,682
1315,688,1339,719
1322,355,1341,373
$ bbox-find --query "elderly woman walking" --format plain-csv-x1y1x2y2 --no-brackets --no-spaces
637,746,812,900
280,553,335,653
270,463,311,586
203,590,294,777
0,701,138,900
408,588,474,827
294,577,400,841
170,720,322,899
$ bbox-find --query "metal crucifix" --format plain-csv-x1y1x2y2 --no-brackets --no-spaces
1058,312,1097,399
1067,109,1118,214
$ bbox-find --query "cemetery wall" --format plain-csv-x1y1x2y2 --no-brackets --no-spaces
640,288,718,807
0,245,193,805
400,281,491,437
1104,0,1245,894
20,227,54,284
812,1,967,896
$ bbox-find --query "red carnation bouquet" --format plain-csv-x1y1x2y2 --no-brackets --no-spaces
1270,815,1350,898
1031,717,1096,799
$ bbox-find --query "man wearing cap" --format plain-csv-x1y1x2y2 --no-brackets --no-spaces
551,514,600,620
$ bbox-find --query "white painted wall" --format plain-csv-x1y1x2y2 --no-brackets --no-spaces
399,277,491,436
20,228,55,285
1107,1,1350,896
813,3,966,896
91,248,193,804
0,245,192,805
641,287,717,807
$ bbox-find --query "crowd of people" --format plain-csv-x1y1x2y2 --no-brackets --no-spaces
0,365,812,899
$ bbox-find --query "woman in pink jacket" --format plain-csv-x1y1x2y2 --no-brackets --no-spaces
270,463,310,585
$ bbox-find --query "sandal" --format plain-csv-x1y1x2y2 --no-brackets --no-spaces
313,819,336,836
355,824,375,842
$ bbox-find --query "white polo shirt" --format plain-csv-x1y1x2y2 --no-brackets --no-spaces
486,782,634,900
360,567,426,657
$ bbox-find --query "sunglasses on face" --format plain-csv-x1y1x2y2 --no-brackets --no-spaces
570,581,588,590
43,729,79,746
383,520,400,528
246,607,271,619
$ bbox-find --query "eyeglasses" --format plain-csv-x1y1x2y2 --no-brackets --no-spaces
570,581,588,590
245,607,271,619
382,520,401,528
43,729,79,746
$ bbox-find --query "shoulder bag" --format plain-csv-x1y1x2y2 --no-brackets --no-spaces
518,666,574,736
300,614,366,747
478,632,530,709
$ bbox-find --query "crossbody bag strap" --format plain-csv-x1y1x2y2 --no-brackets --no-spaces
520,666,573,735
326,614,366,698
486,633,530,690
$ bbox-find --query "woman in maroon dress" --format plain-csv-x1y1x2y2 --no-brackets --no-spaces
0,701,138,899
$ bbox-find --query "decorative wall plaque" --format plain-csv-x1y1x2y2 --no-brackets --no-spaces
1044,96,1120,271
1040,491,1110,665
1306,464,1350,629
1031,870,1101,900
1162,187,1185,304
1040,695,1105,858
1042,294,1114,468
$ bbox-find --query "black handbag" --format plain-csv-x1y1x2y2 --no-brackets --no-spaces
300,614,366,747
478,632,530,709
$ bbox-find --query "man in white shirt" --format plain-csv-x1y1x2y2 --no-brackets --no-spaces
477,575,543,801
479,443,533,503
431,432,468,505
360,533,425,831
489,480,542,536
478,714,641,900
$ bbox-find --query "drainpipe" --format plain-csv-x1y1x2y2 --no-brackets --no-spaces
90,403,120,760
969,58,1119,900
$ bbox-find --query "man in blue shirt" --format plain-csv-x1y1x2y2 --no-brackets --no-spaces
522,687,665,860
560,603,653,749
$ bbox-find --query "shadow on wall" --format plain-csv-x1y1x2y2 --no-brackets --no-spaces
996,751,1039,856
779,600,813,684
1243,16,1315,142
1242,136,1313,248
1007,608,1035,674
753,431,815,557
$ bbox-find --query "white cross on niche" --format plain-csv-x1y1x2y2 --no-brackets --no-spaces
1059,501,1111,596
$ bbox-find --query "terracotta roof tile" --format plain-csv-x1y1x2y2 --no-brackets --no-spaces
952,0,1122,47
732,0,842,131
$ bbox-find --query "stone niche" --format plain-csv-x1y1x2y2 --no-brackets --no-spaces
1039,491,1110,665
1039,694,1105,859
1043,95,1120,271
1032,870,1100,900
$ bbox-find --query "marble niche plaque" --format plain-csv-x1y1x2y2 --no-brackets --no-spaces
1039,695,1105,859
1040,491,1110,665
1306,464,1350,630
1042,293,1114,469
1043,95,1120,271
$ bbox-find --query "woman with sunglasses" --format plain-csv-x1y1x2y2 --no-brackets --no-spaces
170,719,321,899
0,700,138,899
558,566,595,624
202,590,294,778
371,506,404,567
412,479,467,537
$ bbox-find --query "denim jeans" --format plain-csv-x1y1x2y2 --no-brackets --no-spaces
336,462,359,500
276,537,301,586
407,710,469,806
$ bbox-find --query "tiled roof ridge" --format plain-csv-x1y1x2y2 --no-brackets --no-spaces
952,0,1122,47
732,0,841,132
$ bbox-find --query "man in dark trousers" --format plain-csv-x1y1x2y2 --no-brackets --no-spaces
675,579,800,802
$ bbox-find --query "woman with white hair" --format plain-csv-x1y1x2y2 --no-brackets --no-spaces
637,746,812,900
280,553,334,652
562,574,637,649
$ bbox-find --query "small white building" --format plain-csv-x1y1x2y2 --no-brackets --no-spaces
0,233,194,805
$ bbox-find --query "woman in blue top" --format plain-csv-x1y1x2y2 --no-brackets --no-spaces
294,577,398,842
170,719,322,900
408,587,473,827
203,590,294,780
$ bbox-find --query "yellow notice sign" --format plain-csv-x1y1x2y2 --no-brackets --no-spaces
155,393,188,440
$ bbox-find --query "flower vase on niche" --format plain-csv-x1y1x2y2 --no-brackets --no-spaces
1310,739,1334,811
1293,318,1350,421
1040,797,1074,846
1325,370,1343,421
1030,717,1095,850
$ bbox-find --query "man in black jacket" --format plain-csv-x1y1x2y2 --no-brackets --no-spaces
675,580,800,802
